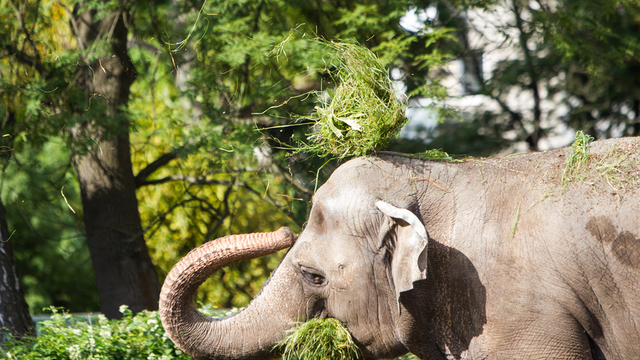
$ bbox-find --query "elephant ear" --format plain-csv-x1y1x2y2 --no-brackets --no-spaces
375,201,428,310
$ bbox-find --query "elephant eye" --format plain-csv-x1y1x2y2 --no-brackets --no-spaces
300,267,326,286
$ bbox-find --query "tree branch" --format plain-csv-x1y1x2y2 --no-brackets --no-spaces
134,152,179,187
513,0,542,150
56,0,85,50
485,87,532,145
8,0,42,61
204,182,234,241
136,174,232,187
1,43,50,79
236,181,300,224
143,198,199,241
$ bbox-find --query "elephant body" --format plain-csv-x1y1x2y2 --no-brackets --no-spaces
160,137,640,359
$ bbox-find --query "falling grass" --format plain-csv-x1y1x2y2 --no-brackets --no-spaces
275,318,360,360
562,130,594,185
297,41,408,159
592,144,640,191
510,202,521,237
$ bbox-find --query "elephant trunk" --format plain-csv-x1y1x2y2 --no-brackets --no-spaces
159,227,302,360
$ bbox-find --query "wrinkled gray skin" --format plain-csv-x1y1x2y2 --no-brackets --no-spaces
160,137,640,359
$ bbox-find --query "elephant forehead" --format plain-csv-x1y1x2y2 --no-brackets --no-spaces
295,231,367,264
309,196,382,247
294,220,376,276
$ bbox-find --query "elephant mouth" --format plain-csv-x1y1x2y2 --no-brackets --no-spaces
301,302,382,359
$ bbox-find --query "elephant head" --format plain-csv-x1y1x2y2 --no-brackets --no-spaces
159,157,482,359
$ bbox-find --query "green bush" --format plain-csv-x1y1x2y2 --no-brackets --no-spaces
1,306,190,360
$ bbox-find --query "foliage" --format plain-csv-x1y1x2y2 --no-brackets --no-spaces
403,0,640,157
562,130,595,184
276,318,360,360
536,0,640,141
127,56,301,307
541,0,640,80
0,306,189,360
1,139,97,313
0,0,157,316
1,0,470,314
295,41,408,159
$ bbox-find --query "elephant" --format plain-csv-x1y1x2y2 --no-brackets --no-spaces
159,136,640,359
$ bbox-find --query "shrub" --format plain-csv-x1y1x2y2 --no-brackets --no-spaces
1,306,190,360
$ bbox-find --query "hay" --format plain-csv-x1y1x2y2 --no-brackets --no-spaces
299,41,408,159
562,130,595,185
276,318,360,360
376,148,462,162
418,149,455,161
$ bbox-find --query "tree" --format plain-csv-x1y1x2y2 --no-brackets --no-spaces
0,110,34,342
69,3,161,319
399,0,640,156
1,0,160,318
540,0,640,138
0,199,34,342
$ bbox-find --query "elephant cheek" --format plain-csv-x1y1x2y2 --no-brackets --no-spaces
345,271,402,355
304,294,327,318
328,292,379,346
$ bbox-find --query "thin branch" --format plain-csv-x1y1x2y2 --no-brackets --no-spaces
30,0,41,34
136,174,232,187
204,182,234,241
1,43,50,79
488,91,530,142
512,0,542,150
57,0,85,50
240,0,266,98
143,198,199,241
236,181,299,224
127,38,160,53
8,0,41,62
134,151,179,187
272,162,312,195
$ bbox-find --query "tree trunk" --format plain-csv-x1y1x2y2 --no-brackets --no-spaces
0,197,35,342
71,6,160,319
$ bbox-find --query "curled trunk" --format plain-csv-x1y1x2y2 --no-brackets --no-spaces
159,227,302,360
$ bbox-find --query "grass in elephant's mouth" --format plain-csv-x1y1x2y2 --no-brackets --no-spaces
275,318,360,359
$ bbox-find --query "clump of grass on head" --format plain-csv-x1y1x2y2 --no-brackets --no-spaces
275,318,360,360
562,130,595,185
299,41,408,159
